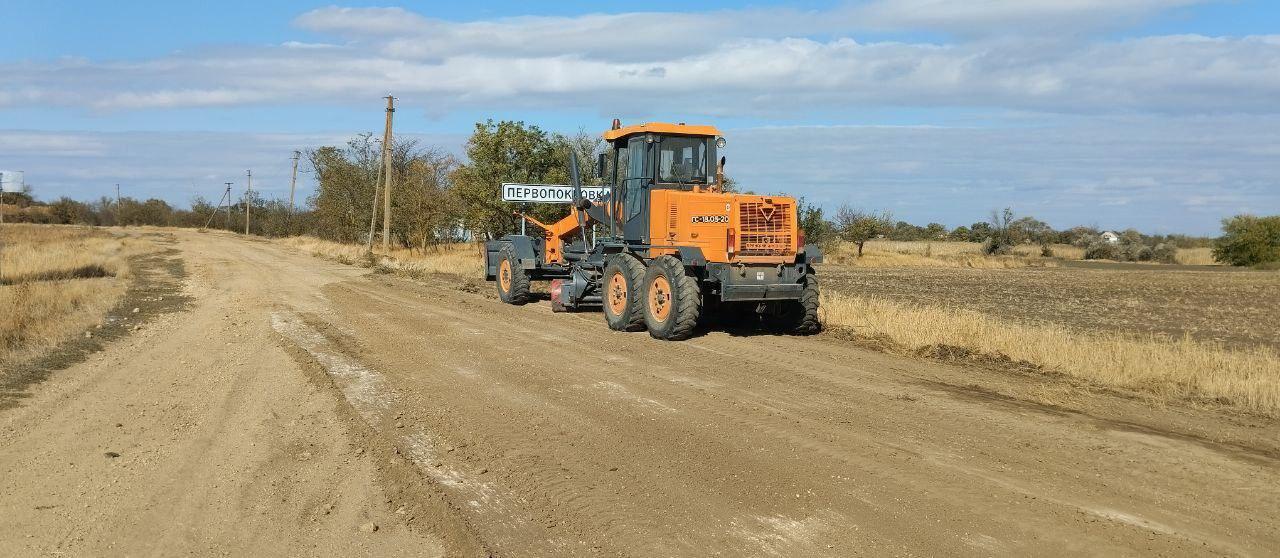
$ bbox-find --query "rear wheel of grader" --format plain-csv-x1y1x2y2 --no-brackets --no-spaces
602,254,646,331
642,255,703,340
775,273,821,335
495,244,530,305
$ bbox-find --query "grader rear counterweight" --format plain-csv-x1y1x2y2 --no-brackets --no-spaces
485,120,821,340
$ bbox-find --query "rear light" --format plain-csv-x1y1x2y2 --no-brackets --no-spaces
797,228,806,250
727,227,736,256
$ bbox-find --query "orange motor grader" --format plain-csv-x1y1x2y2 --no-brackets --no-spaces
485,121,821,340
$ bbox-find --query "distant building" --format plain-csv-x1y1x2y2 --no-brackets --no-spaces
1100,231,1120,244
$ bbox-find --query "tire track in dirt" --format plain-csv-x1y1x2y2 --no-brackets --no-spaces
311,271,1279,556
270,309,560,555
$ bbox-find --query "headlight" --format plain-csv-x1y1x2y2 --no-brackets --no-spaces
716,137,727,149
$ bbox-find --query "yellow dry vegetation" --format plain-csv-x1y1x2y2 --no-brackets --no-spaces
0,225,140,367
1175,247,1217,266
1013,243,1086,260
279,236,485,278
824,240,1066,268
820,292,1280,416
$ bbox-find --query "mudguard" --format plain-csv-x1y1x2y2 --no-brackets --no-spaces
485,235,540,280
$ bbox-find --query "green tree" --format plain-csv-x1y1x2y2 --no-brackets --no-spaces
835,205,893,257
968,221,993,243
1213,215,1280,266
307,134,382,243
796,198,835,249
451,120,598,239
398,148,461,249
1010,216,1054,245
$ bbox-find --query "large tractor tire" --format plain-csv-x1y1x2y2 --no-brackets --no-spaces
775,273,821,335
495,244,530,305
602,254,646,331
642,255,703,340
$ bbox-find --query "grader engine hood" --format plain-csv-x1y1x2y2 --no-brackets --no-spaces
651,190,799,264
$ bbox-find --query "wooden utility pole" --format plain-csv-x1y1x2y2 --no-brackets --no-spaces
245,169,252,235
381,95,395,251
289,151,300,213
204,182,233,230
364,159,383,253
224,182,233,229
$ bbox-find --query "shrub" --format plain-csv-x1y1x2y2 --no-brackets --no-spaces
1213,215,1280,267
1040,245,1055,258
982,208,1016,255
1083,235,1178,264
1151,243,1178,264
1084,240,1121,261
981,237,1013,256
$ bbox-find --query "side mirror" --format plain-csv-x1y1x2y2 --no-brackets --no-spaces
596,153,607,178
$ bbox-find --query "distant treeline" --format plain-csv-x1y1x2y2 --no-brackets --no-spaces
9,119,1275,266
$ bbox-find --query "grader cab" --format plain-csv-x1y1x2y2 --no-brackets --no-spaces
485,121,821,340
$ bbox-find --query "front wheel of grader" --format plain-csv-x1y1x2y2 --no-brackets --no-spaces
642,255,703,341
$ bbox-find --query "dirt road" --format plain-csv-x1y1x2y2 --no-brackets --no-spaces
3,230,1277,556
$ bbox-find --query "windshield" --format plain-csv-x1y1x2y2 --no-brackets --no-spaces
657,136,708,183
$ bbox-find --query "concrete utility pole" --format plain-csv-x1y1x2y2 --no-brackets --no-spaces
116,183,121,225
289,151,300,213
245,169,252,235
381,95,395,251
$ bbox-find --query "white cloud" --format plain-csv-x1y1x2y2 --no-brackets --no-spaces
2,30,1277,116
849,0,1211,34
725,115,1280,234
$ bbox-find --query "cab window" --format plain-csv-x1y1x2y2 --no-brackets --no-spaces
624,138,649,221
657,137,708,184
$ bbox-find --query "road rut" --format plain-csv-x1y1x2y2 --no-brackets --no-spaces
4,230,1277,557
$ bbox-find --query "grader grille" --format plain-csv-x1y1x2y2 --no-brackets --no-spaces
738,201,793,256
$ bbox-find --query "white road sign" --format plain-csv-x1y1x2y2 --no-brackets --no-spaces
501,183,608,204
0,170,23,193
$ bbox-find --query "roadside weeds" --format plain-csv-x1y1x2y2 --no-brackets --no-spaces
821,292,1280,418
0,225,153,369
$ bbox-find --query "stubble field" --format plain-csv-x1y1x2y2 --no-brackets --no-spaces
821,264,1279,351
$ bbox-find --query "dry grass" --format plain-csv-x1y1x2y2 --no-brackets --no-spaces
279,236,485,278
820,292,1280,416
0,224,140,368
825,240,1061,268
825,240,1223,267
1175,247,1217,266
1013,243,1086,260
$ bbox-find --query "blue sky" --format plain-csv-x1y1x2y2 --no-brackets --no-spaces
2,1,1278,235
